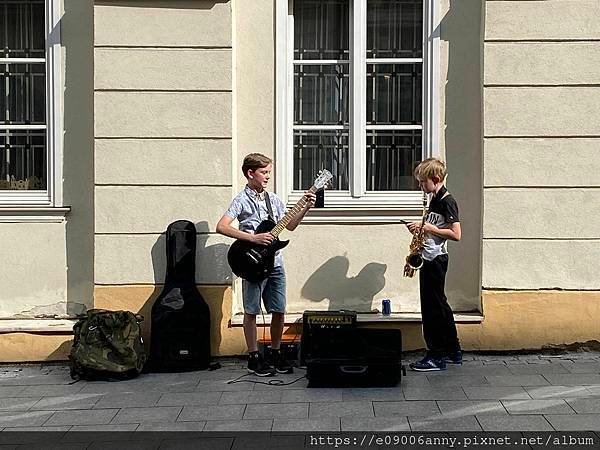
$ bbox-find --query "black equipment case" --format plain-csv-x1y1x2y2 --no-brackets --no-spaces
301,310,403,387
148,220,211,371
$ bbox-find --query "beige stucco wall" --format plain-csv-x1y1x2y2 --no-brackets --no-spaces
93,0,233,290
234,0,483,314
483,0,600,291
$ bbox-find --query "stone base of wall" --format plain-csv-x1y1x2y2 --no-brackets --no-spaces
0,289,598,362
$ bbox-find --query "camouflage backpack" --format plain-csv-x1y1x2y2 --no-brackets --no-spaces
69,309,147,380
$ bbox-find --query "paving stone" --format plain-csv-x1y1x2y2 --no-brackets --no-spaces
507,364,570,375
545,414,600,431
94,393,161,408
87,441,160,450
566,398,600,414
309,401,373,419
252,377,309,390
178,404,244,421
341,416,410,431
502,399,574,415
273,417,340,431
426,375,489,387
0,387,25,398
157,392,222,407
463,386,530,400
374,401,439,417
399,376,431,387
2,426,71,432
69,424,139,431
544,374,600,386
477,414,553,431
218,390,282,405
18,385,84,398
196,380,254,392
45,409,118,426
281,389,342,403
341,388,404,402
31,395,100,411
137,421,205,431
409,415,482,431
560,362,600,374
0,397,42,411
452,365,512,375
403,387,467,400
111,406,182,424
436,400,507,416
245,403,307,420
525,386,591,399
485,375,549,387
203,419,273,431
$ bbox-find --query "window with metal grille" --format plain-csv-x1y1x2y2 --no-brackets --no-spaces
277,0,438,213
0,0,46,192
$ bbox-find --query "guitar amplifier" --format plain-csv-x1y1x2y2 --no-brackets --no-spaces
301,310,403,387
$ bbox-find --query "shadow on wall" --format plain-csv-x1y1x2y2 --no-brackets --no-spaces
437,0,484,312
138,220,227,355
301,255,387,312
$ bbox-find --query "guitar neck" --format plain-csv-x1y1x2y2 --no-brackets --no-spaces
270,186,318,237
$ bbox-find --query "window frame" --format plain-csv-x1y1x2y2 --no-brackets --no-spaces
275,0,440,219
0,0,62,206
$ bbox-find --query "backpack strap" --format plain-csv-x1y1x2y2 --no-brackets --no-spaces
263,191,275,222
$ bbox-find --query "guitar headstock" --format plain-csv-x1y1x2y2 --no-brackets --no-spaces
313,169,333,190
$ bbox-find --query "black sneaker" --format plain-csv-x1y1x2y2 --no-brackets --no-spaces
409,356,447,372
443,351,463,365
270,349,294,374
247,352,275,377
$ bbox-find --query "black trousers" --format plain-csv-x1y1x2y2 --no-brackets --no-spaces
419,254,461,358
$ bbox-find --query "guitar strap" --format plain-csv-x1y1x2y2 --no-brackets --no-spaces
263,191,275,222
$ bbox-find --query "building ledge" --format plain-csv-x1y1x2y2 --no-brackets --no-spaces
0,319,77,333
0,207,71,223
229,312,484,327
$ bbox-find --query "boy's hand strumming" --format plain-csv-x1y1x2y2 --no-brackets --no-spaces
252,233,274,246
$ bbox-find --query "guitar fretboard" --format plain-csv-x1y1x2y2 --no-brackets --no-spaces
270,186,318,237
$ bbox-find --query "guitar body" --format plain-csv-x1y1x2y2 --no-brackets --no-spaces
227,219,289,283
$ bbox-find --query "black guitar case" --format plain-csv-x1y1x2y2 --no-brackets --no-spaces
148,220,211,371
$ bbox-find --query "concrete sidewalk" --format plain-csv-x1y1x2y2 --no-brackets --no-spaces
1,351,600,433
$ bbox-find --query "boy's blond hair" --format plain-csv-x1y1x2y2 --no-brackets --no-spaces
414,157,447,182
242,153,272,178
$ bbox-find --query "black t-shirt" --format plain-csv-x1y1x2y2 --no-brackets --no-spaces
422,186,460,261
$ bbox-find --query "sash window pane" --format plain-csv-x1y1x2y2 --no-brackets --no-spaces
367,0,422,59
294,0,349,60
366,63,421,125
0,0,45,59
294,64,349,125
0,129,46,190
1,63,46,124
294,130,349,191
366,130,421,191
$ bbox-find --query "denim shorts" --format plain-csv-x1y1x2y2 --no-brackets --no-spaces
242,265,286,315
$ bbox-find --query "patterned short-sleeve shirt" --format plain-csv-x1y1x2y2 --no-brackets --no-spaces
225,185,287,267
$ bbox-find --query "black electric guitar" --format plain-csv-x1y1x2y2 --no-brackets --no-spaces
227,170,333,282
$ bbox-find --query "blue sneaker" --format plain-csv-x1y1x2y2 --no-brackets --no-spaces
443,351,463,365
409,356,447,372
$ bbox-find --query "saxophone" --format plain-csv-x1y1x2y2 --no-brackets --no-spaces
403,192,428,278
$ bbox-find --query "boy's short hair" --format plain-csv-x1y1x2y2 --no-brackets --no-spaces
414,157,447,182
242,153,272,178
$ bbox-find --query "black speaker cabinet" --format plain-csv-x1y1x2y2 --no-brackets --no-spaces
301,311,403,387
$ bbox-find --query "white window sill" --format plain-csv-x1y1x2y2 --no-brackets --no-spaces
300,207,424,224
0,319,77,333
0,206,70,223
229,312,483,327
